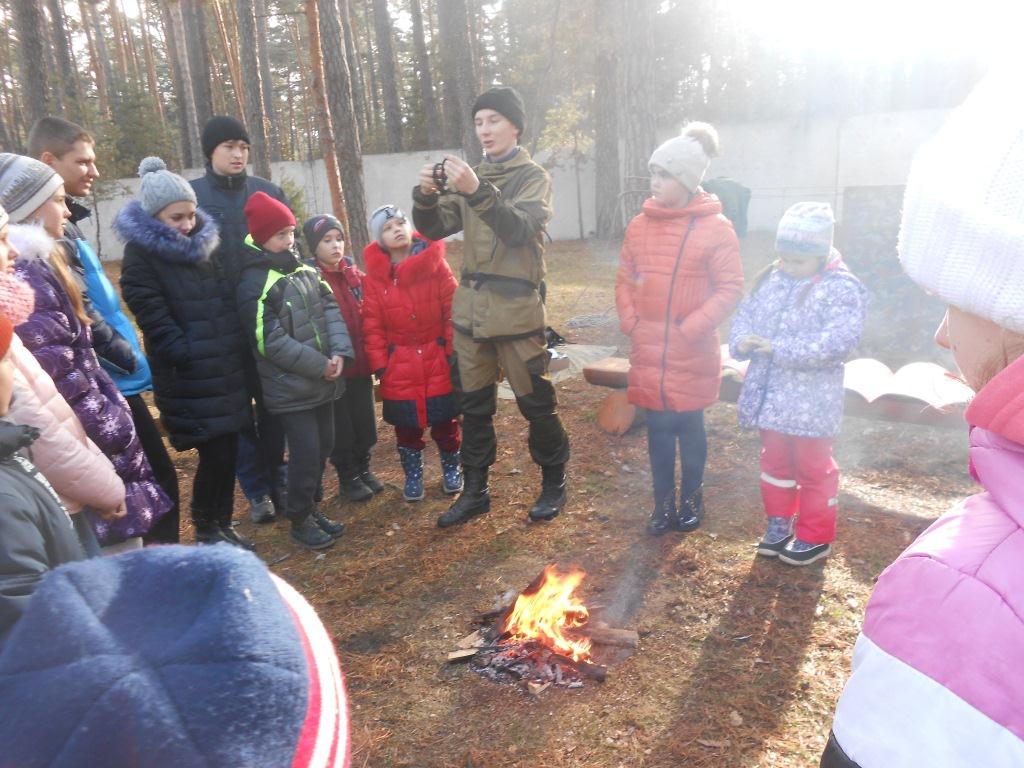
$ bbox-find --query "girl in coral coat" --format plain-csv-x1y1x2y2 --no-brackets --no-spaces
362,205,461,503
729,202,866,566
616,123,744,536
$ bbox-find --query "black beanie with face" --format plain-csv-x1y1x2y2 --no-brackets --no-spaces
471,87,526,137
202,116,251,160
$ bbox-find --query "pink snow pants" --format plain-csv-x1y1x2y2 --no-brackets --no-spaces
759,429,839,545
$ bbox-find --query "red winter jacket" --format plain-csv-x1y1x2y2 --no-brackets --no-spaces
362,235,458,429
313,256,371,378
616,192,744,412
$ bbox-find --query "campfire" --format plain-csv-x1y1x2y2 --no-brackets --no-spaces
447,566,639,694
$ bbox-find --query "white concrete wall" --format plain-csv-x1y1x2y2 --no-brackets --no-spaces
80,108,949,259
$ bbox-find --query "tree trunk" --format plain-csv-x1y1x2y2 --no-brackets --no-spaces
168,0,204,167
254,0,282,160
302,0,348,234
79,0,112,117
339,0,367,144
138,0,166,122
86,0,118,110
46,0,81,118
117,0,143,83
593,0,622,239
183,0,215,130
359,0,381,140
11,0,52,125
288,15,315,161
236,0,272,179
106,0,131,87
370,0,403,152
436,0,480,161
320,0,370,257
160,1,192,166
409,0,441,148
211,0,245,116
620,0,657,180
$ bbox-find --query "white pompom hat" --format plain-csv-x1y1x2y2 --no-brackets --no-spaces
898,62,1024,333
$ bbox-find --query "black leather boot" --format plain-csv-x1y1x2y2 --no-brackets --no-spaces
677,485,705,532
647,495,678,536
528,464,567,522
437,467,491,528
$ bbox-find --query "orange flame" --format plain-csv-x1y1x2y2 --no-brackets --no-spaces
501,566,592,661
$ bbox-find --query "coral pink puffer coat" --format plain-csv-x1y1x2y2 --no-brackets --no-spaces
616,192,744,412
362,235,458,429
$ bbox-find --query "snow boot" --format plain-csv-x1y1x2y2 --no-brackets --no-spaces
398,446,425,502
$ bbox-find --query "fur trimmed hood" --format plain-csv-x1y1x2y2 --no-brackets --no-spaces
8,223,58,266
113,200,220,265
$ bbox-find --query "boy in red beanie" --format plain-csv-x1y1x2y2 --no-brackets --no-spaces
236,192,354,550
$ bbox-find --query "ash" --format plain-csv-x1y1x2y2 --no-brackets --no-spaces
470,640,586,689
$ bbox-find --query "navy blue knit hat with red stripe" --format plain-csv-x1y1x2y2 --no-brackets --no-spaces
0,545,350,767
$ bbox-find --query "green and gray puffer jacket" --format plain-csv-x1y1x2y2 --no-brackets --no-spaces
412,147,553,342
236,237,353,414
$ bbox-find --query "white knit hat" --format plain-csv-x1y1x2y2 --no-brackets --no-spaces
898,63,1024,333
776,202,835,258
137,156,196,215
648,123,719,193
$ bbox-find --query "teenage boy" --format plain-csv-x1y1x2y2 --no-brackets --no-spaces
29,117,180,545
412,86,570,529
191,116,290,525
237,193,352,550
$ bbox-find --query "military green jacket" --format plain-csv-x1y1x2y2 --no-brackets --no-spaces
412,148,553,342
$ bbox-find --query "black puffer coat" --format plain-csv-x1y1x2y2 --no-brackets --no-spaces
115,201,248,450
0,421,86,644
236,240,353,415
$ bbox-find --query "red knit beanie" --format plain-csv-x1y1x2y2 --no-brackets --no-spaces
0,312,13,359
244,191,296,247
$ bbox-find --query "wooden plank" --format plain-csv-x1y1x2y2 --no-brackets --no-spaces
446,648,478,662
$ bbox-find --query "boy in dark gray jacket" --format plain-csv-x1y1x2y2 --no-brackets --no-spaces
236,193,353,550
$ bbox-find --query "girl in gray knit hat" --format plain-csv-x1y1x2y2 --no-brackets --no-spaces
114,157,254,550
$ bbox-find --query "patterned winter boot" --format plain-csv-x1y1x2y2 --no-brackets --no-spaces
440,450,464,494
397,446,425,502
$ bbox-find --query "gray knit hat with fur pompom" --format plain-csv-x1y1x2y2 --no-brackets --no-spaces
137,157,196,215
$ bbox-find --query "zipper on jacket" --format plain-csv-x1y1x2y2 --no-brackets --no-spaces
659,218,697,410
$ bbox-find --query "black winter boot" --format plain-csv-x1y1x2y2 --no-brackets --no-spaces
647,495,677,536
357,455,385,494
339,474,373,502
311,508,345,538
217,511,255,551
677,485,704,532
528,464,567,522
437,467,491,528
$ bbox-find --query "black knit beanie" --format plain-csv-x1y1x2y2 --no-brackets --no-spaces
202,116,251,160
472,87,526,136
303,214,345,255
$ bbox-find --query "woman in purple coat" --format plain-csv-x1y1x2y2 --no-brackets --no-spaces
0,154,171,546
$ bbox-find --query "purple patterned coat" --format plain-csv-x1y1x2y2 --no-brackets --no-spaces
728,258,866,438
10,224,172,544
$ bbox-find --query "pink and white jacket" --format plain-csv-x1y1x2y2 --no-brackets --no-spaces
823,355,1024,766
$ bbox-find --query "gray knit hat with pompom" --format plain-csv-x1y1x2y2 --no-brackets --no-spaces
137,157,196,215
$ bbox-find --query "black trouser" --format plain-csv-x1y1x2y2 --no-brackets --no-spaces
236,353,287,502
280,402,335,525
190,432,240,527
647,408,707,504
457,376,570,471
330,376,377,478
128,394,181,545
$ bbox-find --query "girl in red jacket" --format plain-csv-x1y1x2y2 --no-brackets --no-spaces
362,205,461,502
616,123,745,536
304,214,383,503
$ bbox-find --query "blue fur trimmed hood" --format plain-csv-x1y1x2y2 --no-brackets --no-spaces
113,200,220,265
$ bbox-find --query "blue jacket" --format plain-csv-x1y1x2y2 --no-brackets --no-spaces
66,202,153,396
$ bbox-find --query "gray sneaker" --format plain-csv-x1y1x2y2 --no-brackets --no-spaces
249,495,276,524
756,516,793,557
778,538,832,566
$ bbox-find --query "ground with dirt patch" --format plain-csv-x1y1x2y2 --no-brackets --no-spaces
106,239,972,767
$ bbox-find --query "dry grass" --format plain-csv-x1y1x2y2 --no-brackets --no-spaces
107,241,973,767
